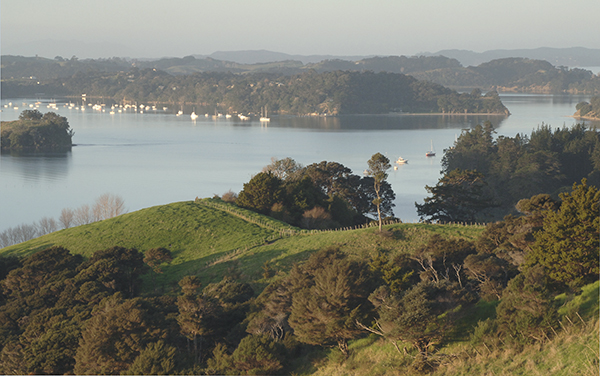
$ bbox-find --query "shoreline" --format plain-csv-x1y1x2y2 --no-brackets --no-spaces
571,115,600,121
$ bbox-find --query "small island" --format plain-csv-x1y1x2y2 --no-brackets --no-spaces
0,110,74,151
574,96,600,120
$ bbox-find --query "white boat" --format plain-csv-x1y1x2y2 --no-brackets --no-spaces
426,140,436,157
190,112,198,120
260,105,270,122
395,157,408,165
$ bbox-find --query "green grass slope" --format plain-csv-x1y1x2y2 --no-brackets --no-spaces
0,198,484,290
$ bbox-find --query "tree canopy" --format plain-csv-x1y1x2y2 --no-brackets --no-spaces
1,110,74,151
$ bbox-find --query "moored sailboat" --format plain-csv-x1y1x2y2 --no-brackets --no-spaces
426,140,436,157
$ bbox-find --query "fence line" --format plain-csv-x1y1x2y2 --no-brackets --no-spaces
195,198,486,240
196,198,487,266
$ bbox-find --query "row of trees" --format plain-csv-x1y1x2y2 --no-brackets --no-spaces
0,110,74,151
0,180,596,374
232,154,395,230
417,122,600,222
0,194,126,248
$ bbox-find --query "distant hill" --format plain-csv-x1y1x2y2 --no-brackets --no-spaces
201,50,372,64
422,47,600,67
3,51,599,98
202,48,600,68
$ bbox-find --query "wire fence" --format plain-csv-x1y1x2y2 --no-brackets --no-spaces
195,197,486,237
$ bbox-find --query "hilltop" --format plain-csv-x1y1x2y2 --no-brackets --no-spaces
0,198,483,290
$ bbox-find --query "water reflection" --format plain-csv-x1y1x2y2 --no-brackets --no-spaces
0,150,72,182
272,114,508,131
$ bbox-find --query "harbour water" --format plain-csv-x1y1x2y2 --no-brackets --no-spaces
1,94,597,232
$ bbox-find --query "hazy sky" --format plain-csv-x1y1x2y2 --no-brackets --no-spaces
2,0,599,59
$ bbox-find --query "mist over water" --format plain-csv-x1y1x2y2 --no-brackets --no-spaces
1,94,597,231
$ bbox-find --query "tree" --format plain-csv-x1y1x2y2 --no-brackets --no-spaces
416,169,496,223
76,246,146,298
495,266,557,343
236,172,284,215
287,247,374,356
74,294,168,375
442,122,496,176
262,157,303,180
525,179,599,287
123,341,178,375
92,193,126,220
364,280,465,356
366,153,393,231
176,276,220,363
231,334,283,375
19,109,44,121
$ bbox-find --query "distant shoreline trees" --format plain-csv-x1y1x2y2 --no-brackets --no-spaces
2,69,509,116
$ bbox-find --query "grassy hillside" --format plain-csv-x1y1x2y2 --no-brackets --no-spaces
0,198,484,291
1,198,596,375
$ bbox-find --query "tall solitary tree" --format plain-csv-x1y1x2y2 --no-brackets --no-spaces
366,153,392,231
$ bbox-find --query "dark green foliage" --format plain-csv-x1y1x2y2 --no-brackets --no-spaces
176,276,222,363
369,251,417,294
0,256,21,281
416,169,497,223
495,266,558,343
73,294,169,374
427,122,600,221
525,180,600,288
442,122,496,176
232,334,284,375
287,247,374,355
77,246,146,298
368,280,466,354
203,277,255,342
123,341,178,375
236,172,284,215
2,246,82,303
1,111,74,151
239,158,396,228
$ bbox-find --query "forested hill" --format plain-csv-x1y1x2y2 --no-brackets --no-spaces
3,54,599,94
0,69,509,116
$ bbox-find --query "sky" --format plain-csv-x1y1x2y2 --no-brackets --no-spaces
2,0,600,59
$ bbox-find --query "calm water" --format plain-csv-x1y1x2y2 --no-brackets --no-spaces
1,94,597,232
